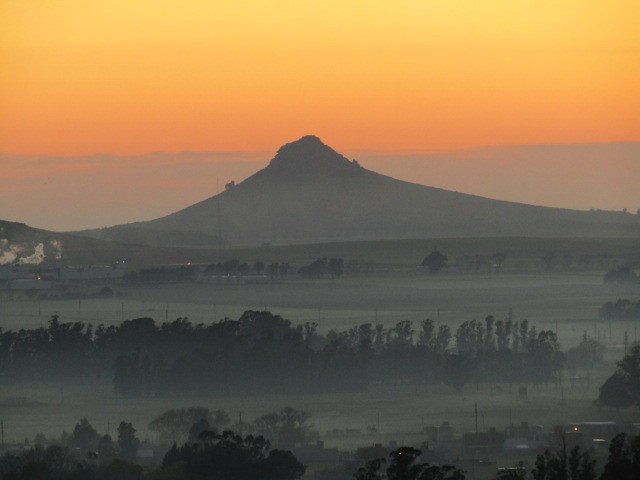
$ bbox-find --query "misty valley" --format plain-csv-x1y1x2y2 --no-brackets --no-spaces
1,137,640,480
2,241,640,480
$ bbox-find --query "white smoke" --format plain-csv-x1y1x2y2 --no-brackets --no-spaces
49,239,63,260
17,243,46,265
0,239,24,265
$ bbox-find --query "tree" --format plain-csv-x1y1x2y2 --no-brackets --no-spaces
149,407,228,444
600,433,640,480
98,458,143,480
531,440,595,480
298,258,327,277
159,430,305,480
421,251,448,273
598,345,640,410
98,434,117,465
266,263,280,278
253,407,311,450
603,267,639,285
566,334,604,370
117,421,140,461
188,419,211,444
353,447,465,480
68,417,100,453
598,372,634,410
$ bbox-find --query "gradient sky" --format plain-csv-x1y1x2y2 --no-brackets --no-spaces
1,1,639,230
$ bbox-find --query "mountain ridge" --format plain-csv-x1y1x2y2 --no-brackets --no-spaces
75,136,640,247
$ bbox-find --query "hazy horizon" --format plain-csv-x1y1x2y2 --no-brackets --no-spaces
1,140,638,232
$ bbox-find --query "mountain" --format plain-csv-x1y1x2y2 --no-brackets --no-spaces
77,135,640,246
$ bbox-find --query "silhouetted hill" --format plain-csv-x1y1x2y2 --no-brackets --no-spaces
3,219,640,269
0,220,217,266
77,136,640,246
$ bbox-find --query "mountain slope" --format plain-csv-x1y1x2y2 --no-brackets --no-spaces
79,136,640,246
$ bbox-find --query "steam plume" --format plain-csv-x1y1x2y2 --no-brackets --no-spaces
0,239,23,265
17,243,46,265
49,239,63,260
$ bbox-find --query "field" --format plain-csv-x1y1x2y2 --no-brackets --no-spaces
1,268,639,447
1,270,638,349
0,370,637,451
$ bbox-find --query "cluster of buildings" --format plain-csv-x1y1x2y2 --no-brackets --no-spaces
0,265,125,292
297,420,640,480
1,419,637,480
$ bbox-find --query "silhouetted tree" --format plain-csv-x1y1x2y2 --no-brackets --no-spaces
253,407,310,450
298,258,328,277
599,373,634,410
97,434,117,465
566,333,605,370
150,407,228,445
599,299,640,321
99,459,143,480
600,433,640,480
532,439,595,480
353,447,465,480
598,345,640,410
421,251,448,273
117,422,140,461
603,267,639,285
69,417,100,453
159,430,305,480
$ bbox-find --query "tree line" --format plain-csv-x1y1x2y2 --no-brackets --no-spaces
0,311,598,397
121,258,350,282
2,425,640,480
599,299,640,322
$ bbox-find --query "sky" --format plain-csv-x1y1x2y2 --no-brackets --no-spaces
1,1,639,230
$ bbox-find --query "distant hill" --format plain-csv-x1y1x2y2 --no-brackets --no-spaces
75,135,640,247
3,219,639,269
0,220,215,267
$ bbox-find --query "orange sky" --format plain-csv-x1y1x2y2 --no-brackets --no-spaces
1,1,639,155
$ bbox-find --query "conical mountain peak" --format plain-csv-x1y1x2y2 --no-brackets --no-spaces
266,135,361,176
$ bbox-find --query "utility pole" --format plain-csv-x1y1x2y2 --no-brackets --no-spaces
609,318,612,342
474,403,478,437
